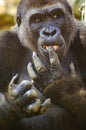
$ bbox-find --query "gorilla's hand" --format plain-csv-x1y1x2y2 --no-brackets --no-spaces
0,74,51,125
27,47,63,91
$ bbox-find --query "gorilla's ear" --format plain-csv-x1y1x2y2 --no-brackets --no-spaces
16,15,21,26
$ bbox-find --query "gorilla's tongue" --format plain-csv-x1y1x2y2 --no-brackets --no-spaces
46,45,59,51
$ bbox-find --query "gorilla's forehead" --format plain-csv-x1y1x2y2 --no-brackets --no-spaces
25,0,66,7
25,3,65,17
17,0,70,19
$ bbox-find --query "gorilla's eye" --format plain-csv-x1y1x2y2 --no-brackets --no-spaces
50,9,64,19
53,14,59,19
30,14,44,24
35,18,42,23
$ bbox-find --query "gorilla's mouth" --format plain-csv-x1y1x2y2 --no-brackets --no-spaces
42,45,60,52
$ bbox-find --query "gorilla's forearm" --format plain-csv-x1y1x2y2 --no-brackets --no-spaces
44,76,86,120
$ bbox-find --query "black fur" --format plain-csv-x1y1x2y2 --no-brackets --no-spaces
0,0,86,130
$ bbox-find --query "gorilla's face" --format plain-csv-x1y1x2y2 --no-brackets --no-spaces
17,2,76,62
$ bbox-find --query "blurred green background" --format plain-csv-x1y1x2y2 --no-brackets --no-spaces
0,0,18,30
0,0,84,30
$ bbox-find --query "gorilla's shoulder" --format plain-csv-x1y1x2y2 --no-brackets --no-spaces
0,29,28,63
0,29,20,47
79,26,86,48
0,28,28,55
72,20,86,48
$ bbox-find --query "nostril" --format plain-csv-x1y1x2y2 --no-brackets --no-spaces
51,30,56,36
43,31,50,37
43,30,56,37
40,27,59,38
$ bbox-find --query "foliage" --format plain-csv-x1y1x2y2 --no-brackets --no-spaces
0,14,14,30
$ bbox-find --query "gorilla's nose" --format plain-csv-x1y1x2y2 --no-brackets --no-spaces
40,26,60,39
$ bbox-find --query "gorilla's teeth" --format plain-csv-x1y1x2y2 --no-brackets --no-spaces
43,46,46,49
46,46,49,50
42,45,59,51
42,46,49,50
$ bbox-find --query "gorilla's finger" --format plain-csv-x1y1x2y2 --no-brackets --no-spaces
70,63,76,77
9,74,19,87
48,46,62,79
40,98,51,114
16,89,37,107
25,98,41,113
32,52,46,73
0,93,5,105
8,80,32,100
48,46,62,70
15,80,32,95
27,62,38,80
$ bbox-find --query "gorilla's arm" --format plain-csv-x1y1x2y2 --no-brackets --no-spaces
45,42,86,125
44,76,86,122
28,44,86,126
70,25,86,85
0,30,51,130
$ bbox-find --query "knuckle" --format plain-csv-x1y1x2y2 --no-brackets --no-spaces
27,99,41,112
24,89,37,98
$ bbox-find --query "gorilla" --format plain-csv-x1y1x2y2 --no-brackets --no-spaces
0,0,86,130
